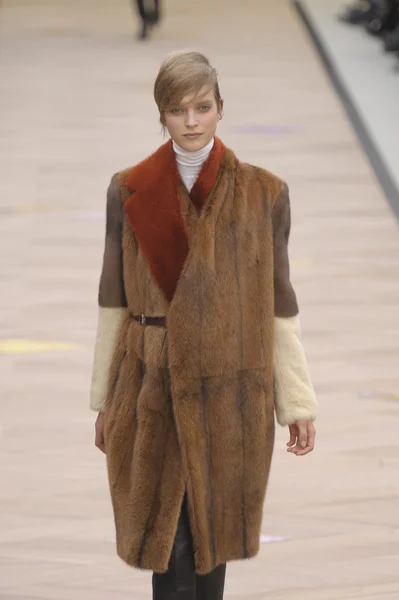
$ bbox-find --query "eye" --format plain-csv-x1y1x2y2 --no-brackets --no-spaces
198,105,211,112
170,107,182,114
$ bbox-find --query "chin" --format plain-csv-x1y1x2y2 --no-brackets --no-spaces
180,136,209,152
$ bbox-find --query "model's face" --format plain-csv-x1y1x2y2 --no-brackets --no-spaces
164,86,223,152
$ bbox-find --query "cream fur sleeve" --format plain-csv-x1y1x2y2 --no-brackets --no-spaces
273,315,317,426
90,307,128,411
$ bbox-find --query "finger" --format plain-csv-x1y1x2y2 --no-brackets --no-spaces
288,441,301,454
287,429,297,447
307,425,316,450
294,444,313,456
95,430,106,454
287,425,297,448
295,425,315,455
298,422,308,449
95,435,106,454
96,442,106,454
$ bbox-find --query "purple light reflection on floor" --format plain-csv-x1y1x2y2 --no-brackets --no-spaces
259,535,287,544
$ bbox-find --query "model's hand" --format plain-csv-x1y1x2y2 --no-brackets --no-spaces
287,420,315,456
95,412,106,454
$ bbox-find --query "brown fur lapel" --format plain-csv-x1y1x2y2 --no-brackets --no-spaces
189,137,226,213
124,137,226,303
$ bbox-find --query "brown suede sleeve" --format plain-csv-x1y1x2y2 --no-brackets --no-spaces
272,183,299,318
98,174,127,308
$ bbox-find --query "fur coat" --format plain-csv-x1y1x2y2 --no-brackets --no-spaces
90,137,317,574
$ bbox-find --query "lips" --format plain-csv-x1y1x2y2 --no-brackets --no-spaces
184,133,202,138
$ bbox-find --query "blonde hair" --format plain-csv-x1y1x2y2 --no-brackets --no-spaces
154,50,222,126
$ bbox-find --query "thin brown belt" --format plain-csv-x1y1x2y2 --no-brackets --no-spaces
132,314,166,327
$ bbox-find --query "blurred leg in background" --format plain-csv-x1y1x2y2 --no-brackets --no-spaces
338,0,398,34
135,0,161,40
364,0,398,36
383,0,399,50
337,0,377,24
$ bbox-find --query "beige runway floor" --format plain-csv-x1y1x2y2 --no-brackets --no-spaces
1,1,398,598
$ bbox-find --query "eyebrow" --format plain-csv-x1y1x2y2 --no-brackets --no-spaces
178,96,214,107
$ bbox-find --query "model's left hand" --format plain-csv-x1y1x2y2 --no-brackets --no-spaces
287,420,315,456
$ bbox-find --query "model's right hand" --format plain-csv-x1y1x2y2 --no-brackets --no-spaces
95,412,106,454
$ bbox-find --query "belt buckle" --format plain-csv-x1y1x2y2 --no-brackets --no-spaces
140,314,146,326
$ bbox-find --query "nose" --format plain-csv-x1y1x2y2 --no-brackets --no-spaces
185,109,198,128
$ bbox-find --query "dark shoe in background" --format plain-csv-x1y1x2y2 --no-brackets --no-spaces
337,1,375,24
383,27,399,50
364,0,398,36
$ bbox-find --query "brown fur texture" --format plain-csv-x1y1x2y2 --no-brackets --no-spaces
98,175,127,308
101,144,299,574
272,182,299,318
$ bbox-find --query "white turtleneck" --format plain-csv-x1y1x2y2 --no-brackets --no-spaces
173,137,214,192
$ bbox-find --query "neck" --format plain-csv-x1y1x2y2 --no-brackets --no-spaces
172,138,214,192
172,138,214,166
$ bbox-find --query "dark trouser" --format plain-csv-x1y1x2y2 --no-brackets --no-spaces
152,497,226,600
136,0,160,23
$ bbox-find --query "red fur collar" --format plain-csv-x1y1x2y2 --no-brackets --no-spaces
124,137,226,303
